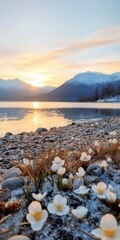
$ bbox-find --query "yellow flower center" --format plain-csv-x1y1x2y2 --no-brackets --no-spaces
56,161,60,165
56,204,64,211
103,229,116,237
97,188,105,194
33,211,41,221
97,183,106,194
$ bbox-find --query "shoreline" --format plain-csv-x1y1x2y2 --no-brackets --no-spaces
0,116,119,170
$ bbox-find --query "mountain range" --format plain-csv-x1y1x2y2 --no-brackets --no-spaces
0,79,55,101
0,71,120,101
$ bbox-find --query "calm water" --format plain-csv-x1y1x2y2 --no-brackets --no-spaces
0,101,120,137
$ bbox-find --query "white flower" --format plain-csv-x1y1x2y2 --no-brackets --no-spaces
92,182,109,199
107,192,117,203
76,167,85,178
47,195,69,216
74,185,89,195
62,178,68,185
57,167,66,175
108,185,115,192
51,156,65,172
94,141,99,147
109,139,117,144
107,157,112,163
112,138,117,144
32,192,47,202
71,206,88,220
109,139,112,144
26,201,48,231
88,148,93,154
80,152,91,162
91,214,120,240
109,131,116,137
23,158,30,166
52,156,65,166
100,160,108,168
69,173,74,180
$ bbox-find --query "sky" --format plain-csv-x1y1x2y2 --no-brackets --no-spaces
0,0,120,87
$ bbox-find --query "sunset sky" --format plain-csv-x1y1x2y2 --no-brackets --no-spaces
0,0,120,87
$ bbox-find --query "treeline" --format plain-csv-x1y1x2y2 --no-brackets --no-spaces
79,82,120,102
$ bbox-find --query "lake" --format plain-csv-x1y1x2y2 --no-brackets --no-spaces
0,101,120,137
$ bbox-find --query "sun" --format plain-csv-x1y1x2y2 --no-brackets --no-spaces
23,72,47,87
30,80,44,87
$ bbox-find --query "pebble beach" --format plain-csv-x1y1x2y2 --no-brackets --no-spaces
0,117,120,240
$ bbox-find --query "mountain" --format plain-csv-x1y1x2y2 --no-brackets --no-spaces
65,71,120,85
0,79,55,100
41,71,120,101
0,72,120,101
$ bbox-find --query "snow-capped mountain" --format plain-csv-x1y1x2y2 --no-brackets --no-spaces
65,71,120,86
0,72,120,101
43,71,120,101
0,79,32,91
0,79,55,100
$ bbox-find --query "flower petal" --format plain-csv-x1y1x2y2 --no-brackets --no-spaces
92,185,97,193
91,228,106,237
87,155,91,160
31,221,44,231
41,210,48,222
54,195,67,207
26,213,36,224
47,203,57,214
28,201,42,215
51,164,61,171
115,226,120,238
56,206,70,216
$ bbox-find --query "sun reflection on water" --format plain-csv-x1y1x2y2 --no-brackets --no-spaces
34,111,38,125
33,102,39,109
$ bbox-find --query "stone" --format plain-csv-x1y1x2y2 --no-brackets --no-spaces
86,175,100,184
8,235,31,240
1,177,24,191
114,175,120,184
3,168,22,180
86,164,102,176
0,189,11,201
0,168,5,174
36,127,48,134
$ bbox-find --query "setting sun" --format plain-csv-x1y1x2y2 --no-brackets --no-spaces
23,72,47,87
30,80,44,87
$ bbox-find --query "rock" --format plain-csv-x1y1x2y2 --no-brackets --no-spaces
3,168,22,180
1,177,24,191
0,189,11,201
86,175,100,184
36,127,48,134
114,175,120,184
3,166,17,174
4,132,13,137
0,168,5,174
8,235,31,240
86,164,102,176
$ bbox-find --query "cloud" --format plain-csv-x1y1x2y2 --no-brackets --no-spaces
0,26,120,86
14,26,120,72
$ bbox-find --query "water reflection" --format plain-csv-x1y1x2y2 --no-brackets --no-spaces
0,102,120,136
33,102,39,109
34,111,38,125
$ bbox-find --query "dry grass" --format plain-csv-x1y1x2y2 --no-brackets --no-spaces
0,199,22,219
